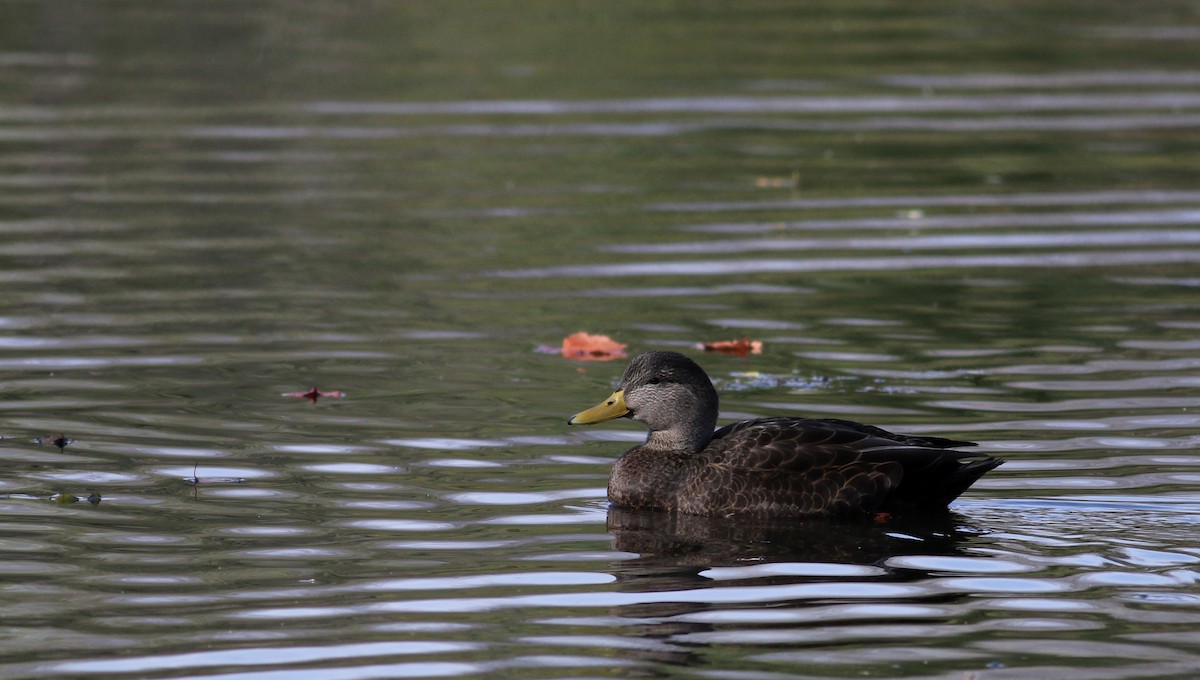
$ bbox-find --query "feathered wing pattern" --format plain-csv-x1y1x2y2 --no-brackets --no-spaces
674,418,1000,517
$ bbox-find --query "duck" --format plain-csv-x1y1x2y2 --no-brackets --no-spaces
568,350,1002,517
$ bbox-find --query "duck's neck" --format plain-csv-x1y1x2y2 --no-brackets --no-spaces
645,412,716,455
640,381,720,455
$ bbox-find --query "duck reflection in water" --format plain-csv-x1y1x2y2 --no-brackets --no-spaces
605,504,985,572
597,507,992,670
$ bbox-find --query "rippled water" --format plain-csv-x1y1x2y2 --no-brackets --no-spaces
3,3,1200,679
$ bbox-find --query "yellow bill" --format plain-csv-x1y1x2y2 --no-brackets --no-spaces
568,389,628,425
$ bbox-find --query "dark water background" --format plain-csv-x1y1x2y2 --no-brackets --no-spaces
3,2,1200,678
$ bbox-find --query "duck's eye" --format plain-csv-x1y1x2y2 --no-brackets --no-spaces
647,377,662,385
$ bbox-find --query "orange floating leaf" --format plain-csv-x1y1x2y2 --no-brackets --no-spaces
560,331,628,361
283,387,346,404
697,337,763,356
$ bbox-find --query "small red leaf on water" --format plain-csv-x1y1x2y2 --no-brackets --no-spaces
698,337,763,356
283,387,346,404
35,434,73,450
560,331,628,361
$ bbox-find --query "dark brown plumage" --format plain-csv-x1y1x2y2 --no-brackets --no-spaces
568,350,1002,517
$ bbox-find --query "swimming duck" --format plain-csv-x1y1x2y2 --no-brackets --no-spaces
569,350,1002,517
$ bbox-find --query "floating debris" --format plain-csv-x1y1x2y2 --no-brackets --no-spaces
282,387,346,404
185,476,246,485
539,331,628,361
185,461,245,486
720,371,839,392
51,491,101,505
754,170,800,188
34,434,73,451
698,337,763,356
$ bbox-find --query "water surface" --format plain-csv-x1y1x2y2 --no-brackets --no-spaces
2,2,1200,678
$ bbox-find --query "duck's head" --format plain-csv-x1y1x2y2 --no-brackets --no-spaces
568,351,719,452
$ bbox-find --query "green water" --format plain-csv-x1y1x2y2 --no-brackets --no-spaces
3,2,1200,678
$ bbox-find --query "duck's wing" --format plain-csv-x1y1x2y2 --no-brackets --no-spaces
809,418,977,449
712,417,976,449
691,418,1000,516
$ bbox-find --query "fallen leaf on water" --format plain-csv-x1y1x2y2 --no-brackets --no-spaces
697,337,763,356
283,387,346,404
559,331,628,361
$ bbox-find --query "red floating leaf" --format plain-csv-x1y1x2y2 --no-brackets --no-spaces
35,434,73,450
559,331,628,361
283,387,346,404
697,337,763,356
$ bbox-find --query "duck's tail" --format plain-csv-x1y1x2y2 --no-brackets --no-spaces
878,451,1004,511
927,454,1004,508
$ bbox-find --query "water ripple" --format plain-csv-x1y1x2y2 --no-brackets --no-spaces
304,92,1200,115
681,208,1200,234
48,641,484,676
603,229,1200,255
4,8,1200,679
490,249,1200,279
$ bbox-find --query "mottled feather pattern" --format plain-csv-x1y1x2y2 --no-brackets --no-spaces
611,416,999,517
698,417,995,515
682,419,909,516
